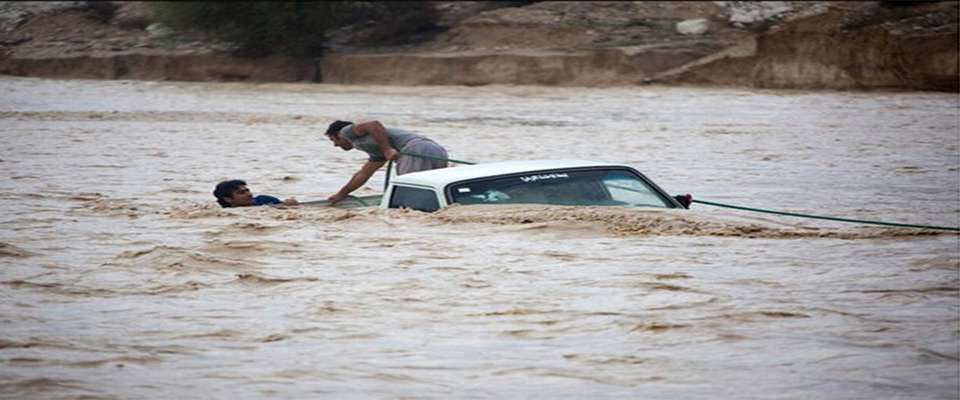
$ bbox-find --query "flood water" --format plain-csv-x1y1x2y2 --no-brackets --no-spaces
0,77,958,399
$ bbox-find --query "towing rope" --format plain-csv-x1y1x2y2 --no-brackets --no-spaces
384,152,960,232
692,199,959,232
384,151,477,191
398,151,476,165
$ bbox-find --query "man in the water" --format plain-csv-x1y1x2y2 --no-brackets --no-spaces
324,119,449,204
213,179,298,208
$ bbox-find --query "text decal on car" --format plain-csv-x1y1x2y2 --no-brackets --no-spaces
520,173,569,183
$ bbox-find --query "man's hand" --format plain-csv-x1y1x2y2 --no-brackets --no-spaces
383,148,399,161
282,197,299,206
327,193,347,205
330,160,384,207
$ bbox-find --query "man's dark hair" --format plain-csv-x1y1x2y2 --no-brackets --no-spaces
326,120,353,137
214,179,247,208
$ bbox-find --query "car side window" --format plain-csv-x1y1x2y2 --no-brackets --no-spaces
602,173,671,207
389,186,440,212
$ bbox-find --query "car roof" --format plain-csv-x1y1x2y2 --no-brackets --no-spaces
391,159,627,187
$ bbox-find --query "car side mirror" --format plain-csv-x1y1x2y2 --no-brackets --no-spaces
673,194,692,209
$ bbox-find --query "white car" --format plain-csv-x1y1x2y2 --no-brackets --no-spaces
325,159,690,211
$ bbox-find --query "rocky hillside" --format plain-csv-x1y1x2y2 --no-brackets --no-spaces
654,1,959,91
0,1,956,91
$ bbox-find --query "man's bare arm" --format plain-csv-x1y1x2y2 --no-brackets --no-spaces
353,120,399,161
328,160,385,204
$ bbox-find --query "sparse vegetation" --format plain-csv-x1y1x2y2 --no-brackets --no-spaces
339,2,439,46
624,19,668,30
85,1,119,24
151,2,339,57
150,1,438,57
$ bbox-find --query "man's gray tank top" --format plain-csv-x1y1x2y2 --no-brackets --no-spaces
339,124,431,162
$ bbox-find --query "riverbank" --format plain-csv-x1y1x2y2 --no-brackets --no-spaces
0,1,956,91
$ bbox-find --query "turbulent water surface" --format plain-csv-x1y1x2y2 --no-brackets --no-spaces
0,77,958,399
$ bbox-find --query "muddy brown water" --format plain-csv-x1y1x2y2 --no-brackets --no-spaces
0,77,958,399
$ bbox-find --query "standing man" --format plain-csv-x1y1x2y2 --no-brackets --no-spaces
324,119,449,204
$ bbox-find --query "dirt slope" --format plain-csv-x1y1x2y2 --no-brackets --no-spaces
0,1,956,91
653,1,959,91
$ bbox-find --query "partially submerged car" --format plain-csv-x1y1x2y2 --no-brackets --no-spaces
322,159,690,212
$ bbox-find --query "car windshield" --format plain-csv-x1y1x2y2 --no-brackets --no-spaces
447,168,674,208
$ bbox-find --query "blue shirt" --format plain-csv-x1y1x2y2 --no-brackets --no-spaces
254,195,282,206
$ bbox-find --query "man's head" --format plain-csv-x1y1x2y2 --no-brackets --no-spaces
325,120,354,151
213,179,254,208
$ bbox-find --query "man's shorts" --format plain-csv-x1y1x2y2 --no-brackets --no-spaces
397,138,448,175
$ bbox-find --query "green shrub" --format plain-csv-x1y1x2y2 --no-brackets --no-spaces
150,1,438,57
342,2,439,45
85,1,119,23
151,2,342,57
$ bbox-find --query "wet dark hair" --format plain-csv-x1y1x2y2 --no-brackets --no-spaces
325,120,353,137
213,179,247,208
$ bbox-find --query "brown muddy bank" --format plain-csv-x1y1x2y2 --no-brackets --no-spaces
317,48,702,87
0,1,956,91
0,53,315,82
2,32,956,90
654,2,960,91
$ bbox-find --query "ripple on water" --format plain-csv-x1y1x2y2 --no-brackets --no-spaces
0,243,34,258
425,205,954,239
107,245,256,273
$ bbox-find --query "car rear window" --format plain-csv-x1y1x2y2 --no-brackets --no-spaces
448,168,672,208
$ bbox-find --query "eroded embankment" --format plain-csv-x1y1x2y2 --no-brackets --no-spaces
0,53,315,82
2,34,955,91
0,47,702,86
656,4,960,91
317,48,705,86
0,2,956,91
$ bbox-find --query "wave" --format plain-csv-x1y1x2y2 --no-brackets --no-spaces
0,279,205,297
233,272,319,286
165,204,241,219
201,240,304,255
0,191,103,201
0,243,34,258
157,201,949,240
108,245,255,272
6,355,165,368
1,275,316,298
0,377,92,396
701,310,812,323
0,338,88,351
0,110,328,125
74,197,145,217
0,280,118,297
34,194,951,241
425,205,954,239
629,322,691,332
